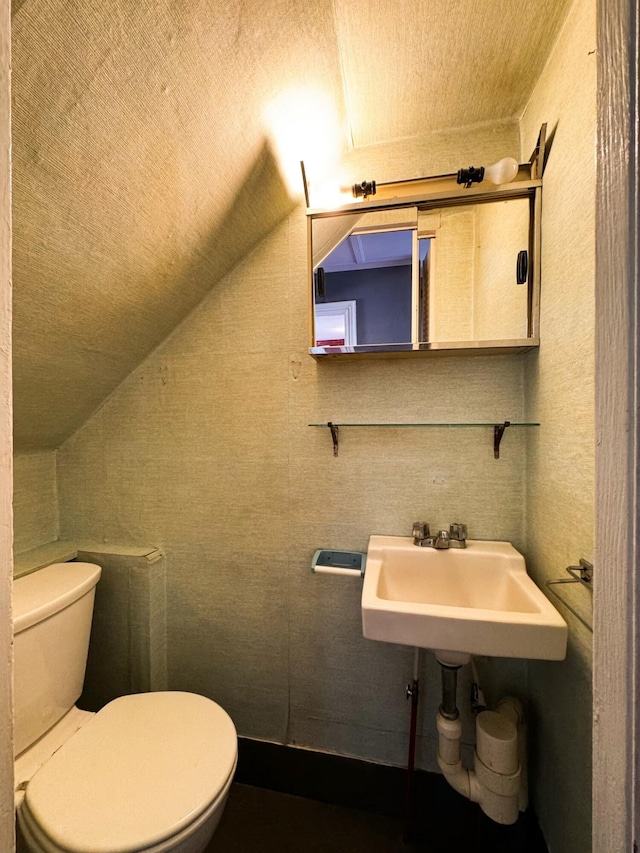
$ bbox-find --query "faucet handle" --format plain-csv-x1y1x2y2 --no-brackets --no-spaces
412,521,430,542
449,523,467,542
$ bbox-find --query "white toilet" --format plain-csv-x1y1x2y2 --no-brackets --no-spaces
13,561,238,853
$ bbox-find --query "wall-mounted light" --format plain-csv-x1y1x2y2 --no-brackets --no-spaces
264,86,345,199
300,161,357,208
351,180,377,199
456,157,519,189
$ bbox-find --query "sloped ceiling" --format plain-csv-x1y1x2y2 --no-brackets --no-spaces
334,0,572,148
11,0,571,450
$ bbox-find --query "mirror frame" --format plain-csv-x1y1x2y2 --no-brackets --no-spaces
306,129,545,360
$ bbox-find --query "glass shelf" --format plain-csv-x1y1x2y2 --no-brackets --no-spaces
309,421,540,458
309,422,539,428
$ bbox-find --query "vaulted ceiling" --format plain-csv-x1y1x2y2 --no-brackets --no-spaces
10,0,572,450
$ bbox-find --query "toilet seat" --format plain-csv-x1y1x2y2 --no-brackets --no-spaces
18,692,237,853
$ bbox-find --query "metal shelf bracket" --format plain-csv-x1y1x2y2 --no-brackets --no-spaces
493,421,511,459
328,421,340,457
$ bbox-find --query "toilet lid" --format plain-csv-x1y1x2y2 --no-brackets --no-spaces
24,692,237,853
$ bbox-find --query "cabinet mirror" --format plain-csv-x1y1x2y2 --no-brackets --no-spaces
308,183,541,359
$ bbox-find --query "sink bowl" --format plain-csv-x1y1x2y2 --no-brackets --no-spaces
362,535,567,661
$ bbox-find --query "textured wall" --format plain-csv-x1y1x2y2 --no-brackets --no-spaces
13,450,58,554
78,547,167,711
57,122,533,771
334,0,572,146
520,0,596,850
10,0,343,449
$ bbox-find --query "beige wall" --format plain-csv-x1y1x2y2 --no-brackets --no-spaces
57,121,532,770
520,0,596,850
0,0,14,847
13,451,58,554
10,0,342,451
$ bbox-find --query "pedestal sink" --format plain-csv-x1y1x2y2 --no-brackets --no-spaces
362,535,567,662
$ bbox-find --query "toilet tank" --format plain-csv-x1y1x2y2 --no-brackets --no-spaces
13,562,102,756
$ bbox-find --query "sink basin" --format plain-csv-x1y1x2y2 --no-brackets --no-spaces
362,535,567,661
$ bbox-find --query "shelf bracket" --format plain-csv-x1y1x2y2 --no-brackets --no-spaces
328,421,340,457
493,421,511,459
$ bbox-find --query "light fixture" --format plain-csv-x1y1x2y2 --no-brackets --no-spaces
351,180,377,199
264,86,345,199
456,157,519,189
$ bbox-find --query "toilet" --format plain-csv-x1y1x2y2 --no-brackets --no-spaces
13,561,238,853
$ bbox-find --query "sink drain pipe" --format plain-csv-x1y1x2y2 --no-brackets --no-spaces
439,662,460,720
436,662,527,825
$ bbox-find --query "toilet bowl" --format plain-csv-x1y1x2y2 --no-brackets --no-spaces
17,692,237,853
13,563,238,853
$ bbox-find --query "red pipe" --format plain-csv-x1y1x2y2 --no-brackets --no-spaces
403,676,419,843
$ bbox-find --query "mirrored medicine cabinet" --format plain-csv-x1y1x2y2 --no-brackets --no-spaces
306,131,544,360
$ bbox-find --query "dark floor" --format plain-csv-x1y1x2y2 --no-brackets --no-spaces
208,783,547,853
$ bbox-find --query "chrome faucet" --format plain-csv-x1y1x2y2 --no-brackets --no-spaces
412,521,434,547
434,529,450,549
449,523,467,548
412,522,467,549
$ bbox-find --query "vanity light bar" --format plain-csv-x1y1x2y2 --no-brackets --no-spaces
305,124,547,217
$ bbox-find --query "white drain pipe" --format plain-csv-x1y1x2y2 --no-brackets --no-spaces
437,696,526,825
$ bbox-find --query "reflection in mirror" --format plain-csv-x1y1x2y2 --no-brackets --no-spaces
311,197,533,353
419,199,530,342
312,209,416,347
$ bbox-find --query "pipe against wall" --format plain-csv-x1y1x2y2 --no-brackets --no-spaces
402,648,420,843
